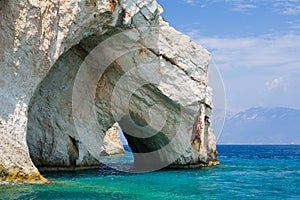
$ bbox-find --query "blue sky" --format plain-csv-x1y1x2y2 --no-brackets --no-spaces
157,0,300,115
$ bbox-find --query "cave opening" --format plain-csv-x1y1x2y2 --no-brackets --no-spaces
26,29,177,173
98,123,134,173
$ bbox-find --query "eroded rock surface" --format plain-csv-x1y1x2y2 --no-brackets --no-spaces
100,123,125,156
0,0,218,183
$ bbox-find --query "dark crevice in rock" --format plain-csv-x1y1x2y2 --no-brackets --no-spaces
67,136,79,168
71,43,90,60
116,8,126,27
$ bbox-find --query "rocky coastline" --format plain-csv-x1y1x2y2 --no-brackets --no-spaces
0,0,218,183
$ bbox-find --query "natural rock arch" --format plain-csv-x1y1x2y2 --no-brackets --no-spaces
0,0,218,183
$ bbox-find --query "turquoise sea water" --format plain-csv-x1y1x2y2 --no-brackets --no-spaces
1,145,299,199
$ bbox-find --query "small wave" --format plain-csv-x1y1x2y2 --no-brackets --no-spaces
0,181,23,186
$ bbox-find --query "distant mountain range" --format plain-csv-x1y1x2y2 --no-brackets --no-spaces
218,107,300,144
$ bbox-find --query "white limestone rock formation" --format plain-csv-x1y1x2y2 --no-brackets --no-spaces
0,0,218,183
100,123,126,156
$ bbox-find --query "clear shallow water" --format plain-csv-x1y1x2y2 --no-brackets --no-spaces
1,145,299,199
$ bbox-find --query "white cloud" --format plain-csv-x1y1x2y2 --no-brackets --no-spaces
265,77,287,90
274,0,300,15
192,34,300,74
195,0,300,15
186,31,300,110
232,4,257,12
288,20,300,31
183,0,196,6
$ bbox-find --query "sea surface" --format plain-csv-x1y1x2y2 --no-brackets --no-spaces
1,145,299,199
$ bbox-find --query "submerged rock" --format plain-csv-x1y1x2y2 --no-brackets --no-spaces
0,0,218,183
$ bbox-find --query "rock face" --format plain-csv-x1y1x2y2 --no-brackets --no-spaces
0,0,218,183
100,123,125,156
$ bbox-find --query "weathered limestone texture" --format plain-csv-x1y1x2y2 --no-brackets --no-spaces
0,0,218,183
100,123,125,156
